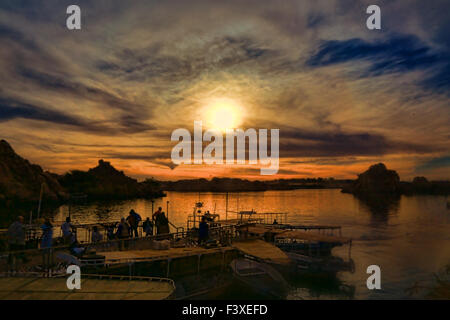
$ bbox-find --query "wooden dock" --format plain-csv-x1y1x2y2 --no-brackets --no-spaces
0,275,175,300
232,240,291,265
97,246,236,264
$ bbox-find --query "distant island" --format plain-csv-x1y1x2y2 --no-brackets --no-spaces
341,163,450,197
160,177,352,192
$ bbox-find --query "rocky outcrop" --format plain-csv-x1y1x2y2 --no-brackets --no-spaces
0,140,67,202
341,163,401,215
342,163,401,197
59,159,165,200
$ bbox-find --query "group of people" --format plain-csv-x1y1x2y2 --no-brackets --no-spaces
6,204,210,264
109,207,170,241
7,215,54,250
6,215,54,268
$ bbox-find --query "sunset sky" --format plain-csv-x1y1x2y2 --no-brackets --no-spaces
0,0,449,181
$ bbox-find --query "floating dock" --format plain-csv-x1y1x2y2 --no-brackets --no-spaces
98,246,235,264
232,240,291,265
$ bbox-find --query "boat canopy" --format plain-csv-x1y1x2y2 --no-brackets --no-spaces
275,230,351,244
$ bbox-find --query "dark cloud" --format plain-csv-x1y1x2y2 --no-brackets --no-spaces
279,127,438,157
15,67,156,132
0,23,37,50
0,97,104,131
416,156,450,172
0,97,152,135
17,67,150,112
99,151,177,170
307,12,326,28
306,35,450,94
307,35,438,72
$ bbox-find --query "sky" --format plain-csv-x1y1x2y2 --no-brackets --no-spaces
0,0,449,181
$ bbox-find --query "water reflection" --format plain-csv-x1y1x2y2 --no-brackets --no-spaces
355,195,400,225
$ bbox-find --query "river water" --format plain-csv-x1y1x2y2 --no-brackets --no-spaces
53,189,450,299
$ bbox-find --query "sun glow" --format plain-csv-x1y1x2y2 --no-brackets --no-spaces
203,98,244,131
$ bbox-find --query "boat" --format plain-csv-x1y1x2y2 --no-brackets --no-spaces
230,257,289,299
274,230,352,256
286,252,355,274
235,223,353,274
0,273,175,300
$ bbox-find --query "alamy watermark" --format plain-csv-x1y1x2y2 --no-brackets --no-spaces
66,5,381,31
171,121,279,175
366,265,381,290
66,265,81,290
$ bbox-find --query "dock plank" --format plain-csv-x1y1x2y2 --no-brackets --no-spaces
232,240,291,265
101,246,232,263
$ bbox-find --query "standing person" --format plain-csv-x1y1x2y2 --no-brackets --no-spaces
61,217,74,244
158,212,170,235
106,224,116,240
7,216,28,269
40,219,53,249
198,217,209,246
152,207,163,235
91,226,103,243
40,218,54,269
127,209,141,238
143,217,153,236
116,218,130,250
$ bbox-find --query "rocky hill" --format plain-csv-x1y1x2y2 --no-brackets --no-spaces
342,163,450,197
0,140,67,202
59,159,164,200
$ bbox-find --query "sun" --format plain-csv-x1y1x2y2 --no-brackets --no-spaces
203,98,243,131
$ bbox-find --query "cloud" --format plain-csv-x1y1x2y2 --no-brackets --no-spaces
15,67,155,131
306,34,450,94
95,36,272,85
416,156,450,172
279,127,438,157
0,23,37,50
0,97,152,135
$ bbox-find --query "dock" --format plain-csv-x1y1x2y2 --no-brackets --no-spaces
0,274,175,300
232,240,291,265
92,246,236,264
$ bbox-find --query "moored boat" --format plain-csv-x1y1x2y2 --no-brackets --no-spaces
230,257,289,299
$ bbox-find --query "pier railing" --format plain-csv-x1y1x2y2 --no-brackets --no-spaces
0,223,245,273
0,220,347,274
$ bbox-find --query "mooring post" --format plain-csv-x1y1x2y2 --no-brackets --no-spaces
166,258,171,277
225,192,228,221
37,183,44,221
348,240,352,260
166,201,169,220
